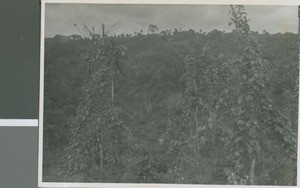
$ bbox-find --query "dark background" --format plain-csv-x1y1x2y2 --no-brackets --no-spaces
0,127,38,188
0,0,40,119
0,0,40,188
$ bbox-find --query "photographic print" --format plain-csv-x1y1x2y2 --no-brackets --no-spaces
39,1,299,187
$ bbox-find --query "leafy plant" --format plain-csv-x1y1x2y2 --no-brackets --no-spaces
224,5,297,185
60,28,133,182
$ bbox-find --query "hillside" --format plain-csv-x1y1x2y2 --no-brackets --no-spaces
43,25,298,185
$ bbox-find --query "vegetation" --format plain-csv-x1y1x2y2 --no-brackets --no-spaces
43,5,298,185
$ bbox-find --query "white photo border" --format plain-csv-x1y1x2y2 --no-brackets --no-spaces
39,0,300,187
0,119,38,127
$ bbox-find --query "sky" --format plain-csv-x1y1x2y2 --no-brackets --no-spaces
45,4,298,37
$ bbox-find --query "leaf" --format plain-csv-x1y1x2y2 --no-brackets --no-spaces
224,88,229,94
196,126,205,132
248,139,255,146
237,96,243,104
219,97,224,103
253,119,258,125
237,119,245,125
245,95,253,101
245,121,251,127
254,143,261,153
234,136,243,143
246,143,253,153
224,167,232,175
238,126,245,131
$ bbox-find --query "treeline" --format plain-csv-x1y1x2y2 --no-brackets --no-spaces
43,6,298,185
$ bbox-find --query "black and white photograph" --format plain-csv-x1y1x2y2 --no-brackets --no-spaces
39,1,299,187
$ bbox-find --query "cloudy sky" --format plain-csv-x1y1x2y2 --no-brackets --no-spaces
45,4,297,37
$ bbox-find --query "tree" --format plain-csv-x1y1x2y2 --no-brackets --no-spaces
163,46,231,183
148,24,159,33
60,26,133,182
224,5,297,185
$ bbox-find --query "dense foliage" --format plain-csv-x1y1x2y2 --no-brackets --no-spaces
43,5,298,185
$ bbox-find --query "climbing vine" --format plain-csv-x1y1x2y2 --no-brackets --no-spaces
224,5,297,185
60,32,132,182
